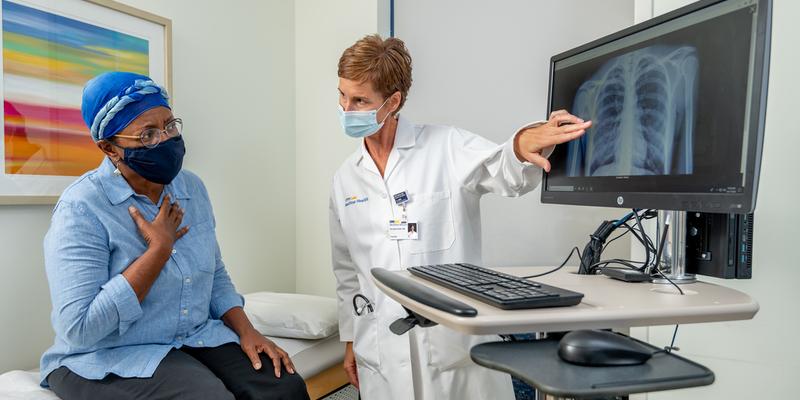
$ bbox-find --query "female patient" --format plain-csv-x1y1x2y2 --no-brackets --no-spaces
40,72,309,400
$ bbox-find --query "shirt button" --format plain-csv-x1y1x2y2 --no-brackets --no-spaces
177,335,183,341
171,249,177,255
181,309,188,315
197,340,204,346
185,277,192,284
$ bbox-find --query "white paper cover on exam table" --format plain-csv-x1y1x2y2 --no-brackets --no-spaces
329,114,553,400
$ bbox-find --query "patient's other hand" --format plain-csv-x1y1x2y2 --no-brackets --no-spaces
343,341,359,389
240,329,295,378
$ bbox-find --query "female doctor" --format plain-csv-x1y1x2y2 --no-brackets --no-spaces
329,35,592,399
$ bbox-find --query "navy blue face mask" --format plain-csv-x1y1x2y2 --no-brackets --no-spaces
116,136,186,184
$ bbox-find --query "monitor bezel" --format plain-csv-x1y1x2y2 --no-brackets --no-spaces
540,0,772,214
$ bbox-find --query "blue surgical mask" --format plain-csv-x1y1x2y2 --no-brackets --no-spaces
337,97,391,138
118,136,186,184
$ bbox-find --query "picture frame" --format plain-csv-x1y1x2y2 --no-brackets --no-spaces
0,0,171,205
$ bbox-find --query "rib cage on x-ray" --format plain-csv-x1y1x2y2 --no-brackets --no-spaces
567,45,698,177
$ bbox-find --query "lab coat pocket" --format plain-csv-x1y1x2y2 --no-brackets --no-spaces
352,310,381,373
352,275,381,372
408,191,456,254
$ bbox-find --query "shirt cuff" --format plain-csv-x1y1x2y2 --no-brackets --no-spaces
507,120,548,168
101,274,143,336
210,292,245,320
338,309,354,342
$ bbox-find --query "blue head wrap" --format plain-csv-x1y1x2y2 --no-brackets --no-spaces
81,72,170,142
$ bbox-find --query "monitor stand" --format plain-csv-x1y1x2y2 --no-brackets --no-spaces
651,210,697,285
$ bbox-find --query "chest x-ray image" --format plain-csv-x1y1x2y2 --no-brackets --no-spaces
567,45,699,177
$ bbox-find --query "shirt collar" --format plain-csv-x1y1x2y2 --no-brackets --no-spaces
96,157,191,206
353,114,417,167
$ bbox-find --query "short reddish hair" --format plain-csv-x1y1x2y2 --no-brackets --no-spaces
338,34,413,112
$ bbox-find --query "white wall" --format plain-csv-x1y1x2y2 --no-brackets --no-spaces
0,206,53,372
293,0,384,296
393,0,635,268
631,1,800,398
0,0,297,372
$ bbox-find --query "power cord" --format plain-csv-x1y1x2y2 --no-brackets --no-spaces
651,219,684,295
600,210,656,254
665,324,680,353
653,220,683,354
581,209,657,275
651,325,681,354
521,247,582,279
601,230,629,253
578,210,638,274
632,209,656,268
648,218,683,353
590,258,648,272
578,220,618,274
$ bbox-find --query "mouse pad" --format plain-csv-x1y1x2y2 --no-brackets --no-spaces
470,335,714,398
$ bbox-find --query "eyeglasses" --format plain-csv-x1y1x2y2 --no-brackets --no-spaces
114,119,183,149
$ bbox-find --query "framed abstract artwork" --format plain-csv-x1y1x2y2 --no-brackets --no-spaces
0,0,171,204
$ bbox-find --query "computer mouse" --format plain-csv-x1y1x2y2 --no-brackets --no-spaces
557,330,655,366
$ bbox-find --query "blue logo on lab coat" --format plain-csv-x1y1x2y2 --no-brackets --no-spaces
345,196,369,207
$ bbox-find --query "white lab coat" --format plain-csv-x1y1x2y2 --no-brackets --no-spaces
330,115,546,400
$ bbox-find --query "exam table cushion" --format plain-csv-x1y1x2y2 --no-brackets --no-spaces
243,292,338,340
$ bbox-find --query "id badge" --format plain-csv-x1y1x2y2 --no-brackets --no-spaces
388,219,408,240
388,220,419,240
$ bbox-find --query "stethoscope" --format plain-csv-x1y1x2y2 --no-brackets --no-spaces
352,294,374,316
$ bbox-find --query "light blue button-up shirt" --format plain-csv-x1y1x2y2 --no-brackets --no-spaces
40,157,244,386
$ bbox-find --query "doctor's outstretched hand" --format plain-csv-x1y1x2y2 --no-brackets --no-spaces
513,109,592,172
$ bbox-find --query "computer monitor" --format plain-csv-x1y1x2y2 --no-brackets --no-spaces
541,0,772,215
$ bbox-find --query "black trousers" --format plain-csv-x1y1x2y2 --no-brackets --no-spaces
47,343,310,400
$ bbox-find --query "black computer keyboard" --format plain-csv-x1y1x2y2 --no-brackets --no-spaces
408,263,584,310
